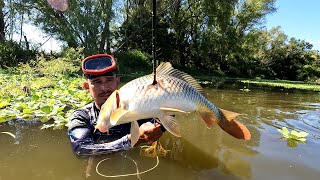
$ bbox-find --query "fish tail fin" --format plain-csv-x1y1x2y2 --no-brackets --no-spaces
218,109,251,140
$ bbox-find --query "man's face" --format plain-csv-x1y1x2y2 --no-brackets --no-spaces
86,75,120,108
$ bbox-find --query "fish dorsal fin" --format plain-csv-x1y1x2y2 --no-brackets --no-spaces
156,62,203,94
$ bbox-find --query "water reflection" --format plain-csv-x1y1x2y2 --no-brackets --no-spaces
158,110,260,179
206,87,320,139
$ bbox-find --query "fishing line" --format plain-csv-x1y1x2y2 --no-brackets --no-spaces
0,131,16,139
152,0,157,85
114,0,180,53
95,153,159,178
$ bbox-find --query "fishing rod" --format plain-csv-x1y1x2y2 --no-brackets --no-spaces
152,0,157,85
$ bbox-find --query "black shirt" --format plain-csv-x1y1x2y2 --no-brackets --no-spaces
68,102,150,156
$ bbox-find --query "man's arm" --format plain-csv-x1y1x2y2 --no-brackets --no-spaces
67,109,164,156
67,109,132,156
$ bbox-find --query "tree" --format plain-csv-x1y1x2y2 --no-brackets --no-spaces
116,0,176,61
0,0,4,41
201,0,276,74
23,0,115,55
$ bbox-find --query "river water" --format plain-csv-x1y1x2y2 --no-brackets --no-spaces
0,87,319,180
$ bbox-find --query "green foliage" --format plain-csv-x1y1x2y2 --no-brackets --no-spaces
0,40,36,68
0,51,89,128
3,0,319,83
117,1,176,60
59,47,85,67
114,50,152,74
241,79,320,91
25,0,114,55
0,72,91,128
14,56,79,78
38,58,79,77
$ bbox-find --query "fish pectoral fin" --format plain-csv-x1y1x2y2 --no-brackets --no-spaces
196,111,217,128
130,121,140,147
110,108,129,126
159,115,181,137
219,108,241,121
160,107,189,114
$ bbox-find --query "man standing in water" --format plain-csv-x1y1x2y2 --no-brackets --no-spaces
68,54,164,155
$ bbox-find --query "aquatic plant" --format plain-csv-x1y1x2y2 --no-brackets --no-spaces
278,127,309,142
0,73,91,129
241,79,320,91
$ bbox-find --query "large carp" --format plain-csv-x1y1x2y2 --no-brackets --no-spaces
95,62,251,146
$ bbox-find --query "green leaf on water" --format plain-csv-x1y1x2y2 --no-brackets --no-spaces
0,97,11,108
31,95,40,101
0,101,10,109
297,131,309,138
41,106,52,114
277,127,290,138
16,96,25,101
14,103,28,112
23,108,33,114
297,138,306,142
21,114,33,120
278,127,309,143
40,123,55,130
0,115,11,123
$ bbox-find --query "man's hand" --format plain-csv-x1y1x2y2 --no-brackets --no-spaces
131,122,163,146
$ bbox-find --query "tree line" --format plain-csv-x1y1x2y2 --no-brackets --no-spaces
1,0,319,82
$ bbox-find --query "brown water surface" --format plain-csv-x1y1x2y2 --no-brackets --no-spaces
1,87,319,180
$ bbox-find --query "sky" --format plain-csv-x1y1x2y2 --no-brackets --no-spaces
13,24,64,52
16,0,320,52
265,0,320,51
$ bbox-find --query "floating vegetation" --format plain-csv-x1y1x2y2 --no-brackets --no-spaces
0,72,91,128
278,127,309,147
241,79,320,91
239,87,251,92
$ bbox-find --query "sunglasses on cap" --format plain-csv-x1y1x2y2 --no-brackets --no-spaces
82,54,117,78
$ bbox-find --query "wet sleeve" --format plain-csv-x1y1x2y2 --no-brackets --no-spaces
67,109,132,156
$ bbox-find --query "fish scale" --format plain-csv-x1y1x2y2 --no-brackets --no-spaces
119,74,212,116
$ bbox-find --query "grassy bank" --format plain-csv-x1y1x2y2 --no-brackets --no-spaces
240,79,320,92
185,75,320,92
